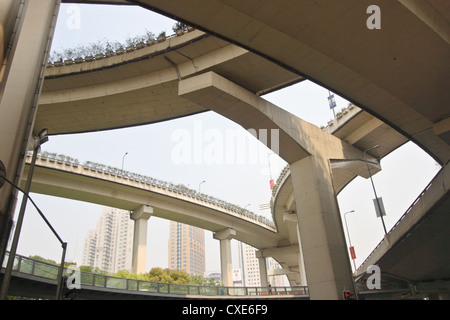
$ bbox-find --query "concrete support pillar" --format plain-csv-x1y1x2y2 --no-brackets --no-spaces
213,228,236,287
0,0,22,77
255,251,268,287
290,155,354,300
283,212,308,286
0,0,60,270
130,205,153,274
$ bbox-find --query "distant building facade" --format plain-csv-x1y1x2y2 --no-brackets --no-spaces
81,207,134,273
238,241,288,287
168,221,205,276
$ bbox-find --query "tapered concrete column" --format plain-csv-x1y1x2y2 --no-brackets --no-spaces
0,0,60,270
290,155,354,300
213,228,236,286
0,0,22,74
255,251,268,287
283,212,307,286
130,205,153,274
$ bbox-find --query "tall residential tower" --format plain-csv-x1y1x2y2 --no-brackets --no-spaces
81,207,134,274
168,221,205,276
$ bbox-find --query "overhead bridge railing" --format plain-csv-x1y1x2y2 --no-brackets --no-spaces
28,152,276,230
2,253,308,298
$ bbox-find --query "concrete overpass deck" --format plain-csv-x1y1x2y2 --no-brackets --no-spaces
354,165,450,299
53,0,450,164
37,28,302,136
112,0,450,166
22,154,284,252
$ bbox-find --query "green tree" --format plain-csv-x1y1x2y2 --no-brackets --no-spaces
168,269,189,284
188,274,222,286
147,267,172,283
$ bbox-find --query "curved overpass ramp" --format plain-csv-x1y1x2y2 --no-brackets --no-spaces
22,154,283,250
37,29,302,136
75,0,449,165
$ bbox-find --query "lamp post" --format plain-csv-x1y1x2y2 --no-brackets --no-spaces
364,145,388,235
343,210,357,272
199,180,205,193
0,129,48,299
121,152,128,172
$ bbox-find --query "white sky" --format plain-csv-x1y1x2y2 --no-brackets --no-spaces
13,4,440,275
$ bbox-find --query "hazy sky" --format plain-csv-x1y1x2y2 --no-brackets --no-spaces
13,4,440,275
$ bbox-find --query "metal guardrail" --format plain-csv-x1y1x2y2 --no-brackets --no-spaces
2,253,308,298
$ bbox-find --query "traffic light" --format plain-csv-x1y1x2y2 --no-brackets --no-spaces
342,290,352,300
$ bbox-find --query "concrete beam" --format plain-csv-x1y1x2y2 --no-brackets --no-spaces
433,117,450,136
213,228,236,241
179,71,310,164
179,71,380,165
130,204,153,221
342,117,383,145
261,245,298,257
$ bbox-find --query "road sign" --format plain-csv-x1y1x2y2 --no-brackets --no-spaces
349,246,356,260
373,197,386,217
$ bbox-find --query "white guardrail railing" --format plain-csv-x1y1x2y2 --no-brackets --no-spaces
28,152,276,229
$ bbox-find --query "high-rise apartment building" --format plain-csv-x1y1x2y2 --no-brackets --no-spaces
81,229,97,268
237,242,287,287
168,221,205,276
81,207,134,274
238,242,261,287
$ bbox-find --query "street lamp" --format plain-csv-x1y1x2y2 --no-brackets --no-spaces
198,180,205,193
364,145,388,235
121,152,128,172
0,129,48,299
343,210,357,272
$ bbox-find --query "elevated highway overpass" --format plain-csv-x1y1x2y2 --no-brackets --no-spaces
21,153,287,285
102,0,450,166
354,164,450,300
37,29,303,135
56,0,450,165
0,0,447,299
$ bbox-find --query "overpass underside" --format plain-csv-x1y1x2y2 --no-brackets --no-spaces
354,165,450,300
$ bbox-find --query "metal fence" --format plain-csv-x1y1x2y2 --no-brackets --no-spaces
2,253,308,298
